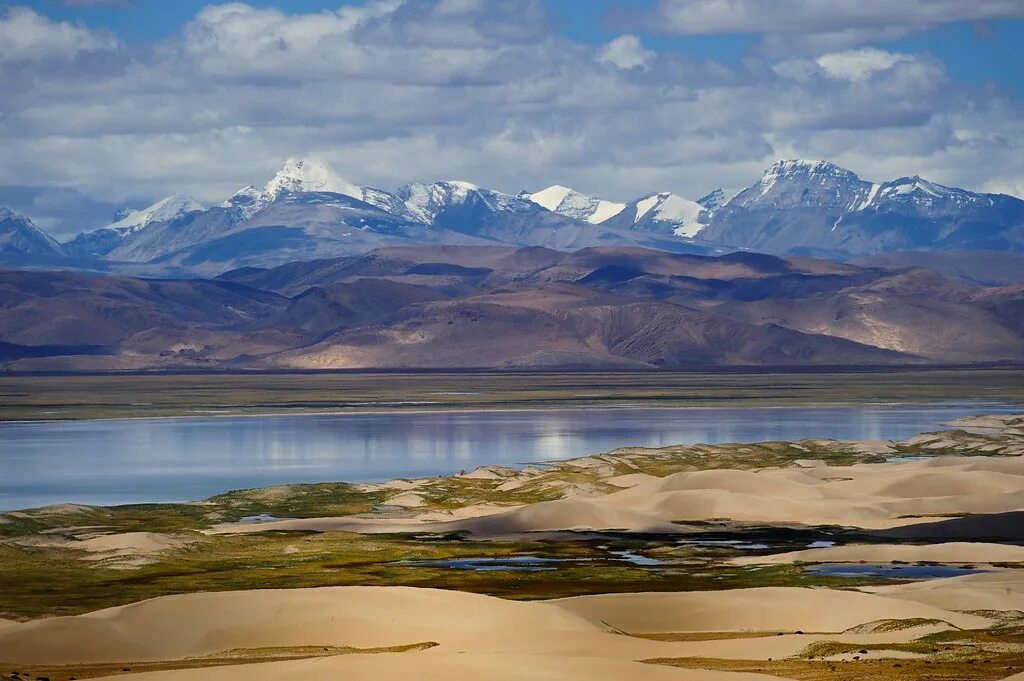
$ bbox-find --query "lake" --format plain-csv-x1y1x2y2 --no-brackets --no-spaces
0,402,1016,511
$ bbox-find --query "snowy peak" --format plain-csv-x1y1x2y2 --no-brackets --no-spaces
524,185,573,212
396,180,531,224
723,160,979,215
521,185,626,224
224,158,364,220
264,158,362,201
699,159,1024,257
103,195,204,235
881,175,955,200
633,192,707,237
730,159,873,211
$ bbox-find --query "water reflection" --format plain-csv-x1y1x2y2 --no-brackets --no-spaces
0,403,1014,511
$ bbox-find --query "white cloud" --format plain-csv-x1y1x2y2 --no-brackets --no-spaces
0,1,1021,239
598,34,654,70
816,49,908,81
813,48,919,81
0,6,117,62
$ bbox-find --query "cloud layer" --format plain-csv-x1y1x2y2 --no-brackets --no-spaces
611,0,1024,52
0,1,1022,238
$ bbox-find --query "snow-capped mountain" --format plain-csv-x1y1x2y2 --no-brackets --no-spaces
6,156,1022,273
65,195,204,258
520,185,626,224
223,158,362,221
698,160,1024,257
107,195,205,235
0,207,65,259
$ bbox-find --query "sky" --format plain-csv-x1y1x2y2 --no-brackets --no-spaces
2,0,1023,238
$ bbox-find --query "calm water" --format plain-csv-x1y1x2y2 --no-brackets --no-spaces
0,402,1015,511
807,564,986,580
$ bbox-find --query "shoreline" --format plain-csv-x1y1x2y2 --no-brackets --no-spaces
1,396,1019,425
3,411,1021,516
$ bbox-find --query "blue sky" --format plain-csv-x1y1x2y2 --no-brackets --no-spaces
4,0,1024,237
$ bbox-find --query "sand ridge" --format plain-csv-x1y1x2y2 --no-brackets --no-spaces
864,569,1024,611
211,453,1024,535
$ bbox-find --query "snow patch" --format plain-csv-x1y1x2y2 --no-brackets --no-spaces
633,194,661,222
102,195,204,235
527,185,573,212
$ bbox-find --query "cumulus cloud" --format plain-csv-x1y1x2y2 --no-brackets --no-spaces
0,6,117,62
598,34,654,70
0,1,1021,239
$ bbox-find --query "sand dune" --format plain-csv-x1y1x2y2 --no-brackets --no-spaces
454,498,683,535
866,570,1024,611
551,588,990,633
0,585,992,676
731,542,1024,565
458,456,1024,533
210,453,1024,537
195,418,1024,539
0,587,599,665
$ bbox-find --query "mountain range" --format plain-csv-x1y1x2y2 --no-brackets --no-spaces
1,158,1022,275
2,244,1023,372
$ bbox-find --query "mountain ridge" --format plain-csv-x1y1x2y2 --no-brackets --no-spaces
3,158,1022,273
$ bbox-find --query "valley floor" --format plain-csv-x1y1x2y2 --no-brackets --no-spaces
1,368,1022,421
2,414,1024,679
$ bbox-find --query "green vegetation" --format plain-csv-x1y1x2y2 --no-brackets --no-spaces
798,640,935,658
647,653,1024,680
0,527,882,620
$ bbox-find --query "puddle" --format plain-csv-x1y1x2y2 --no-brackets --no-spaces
678,539,770,550
239,513,283,523
610,550,662,566
884,455,934,464
806,564,986,580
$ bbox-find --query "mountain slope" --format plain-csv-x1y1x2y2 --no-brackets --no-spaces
0,208,65,260
852,251,1024,286
65,195,204,258
5,245,1021,372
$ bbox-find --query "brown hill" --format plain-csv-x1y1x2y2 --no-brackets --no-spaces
2,244,1021,371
